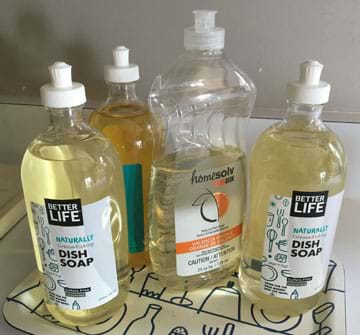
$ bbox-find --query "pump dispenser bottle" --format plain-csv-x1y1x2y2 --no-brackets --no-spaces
21,62,129,326
148,10,256,289
239,60,346,315
90,46,154,267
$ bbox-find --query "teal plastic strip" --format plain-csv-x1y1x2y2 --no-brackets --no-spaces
123,164,145,253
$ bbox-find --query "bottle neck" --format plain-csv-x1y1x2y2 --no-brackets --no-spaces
48,105,86,130
285,101,324,125
106,82,138,102
186,48,224,57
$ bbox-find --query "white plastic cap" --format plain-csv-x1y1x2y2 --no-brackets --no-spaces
287,60,331,105
104,46,139,83
184,10,225,50
40,62,86,108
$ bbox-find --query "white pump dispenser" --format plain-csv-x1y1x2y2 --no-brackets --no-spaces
184,10,225,50
40,62,86,108
287,60,331,105
104,46,139,83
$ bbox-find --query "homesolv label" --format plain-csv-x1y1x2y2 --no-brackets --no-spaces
175,161,242,277
31,197,118,310
260,190,343,299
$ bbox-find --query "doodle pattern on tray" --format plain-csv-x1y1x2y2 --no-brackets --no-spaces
3,259,345,334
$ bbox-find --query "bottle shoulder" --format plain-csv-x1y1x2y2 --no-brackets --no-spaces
23,130,118,163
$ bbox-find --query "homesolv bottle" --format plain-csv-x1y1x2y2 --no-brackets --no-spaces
239,60,346,315
21,62,129,326
90,46,154,267
148,10,256,290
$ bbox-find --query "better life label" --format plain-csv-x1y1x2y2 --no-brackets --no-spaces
31,197,118,310
175,161,242,277
260,191,343,300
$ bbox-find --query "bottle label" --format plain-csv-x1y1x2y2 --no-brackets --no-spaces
123,164,145,253
175,161,242,276
260,190,344,299
31,196,118,310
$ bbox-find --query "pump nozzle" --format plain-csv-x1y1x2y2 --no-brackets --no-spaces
287,60,330,105
193,10,217,33
113,46,130,67
184,9,225,51
49,62,72,88
105,45,139,83
41,61,86,108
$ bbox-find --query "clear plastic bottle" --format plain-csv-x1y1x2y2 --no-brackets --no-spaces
148,10,256,290
239,60,346,315
90,46,154,267
21,62,129,326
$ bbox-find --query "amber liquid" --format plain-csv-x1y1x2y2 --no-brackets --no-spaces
90,102,154,267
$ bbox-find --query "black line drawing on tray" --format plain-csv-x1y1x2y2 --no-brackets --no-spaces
168,326,188,335
123,303,162,335
130,265,146,283
250,304,303,333
261,264,278,282
170,290,193,307
4,257,346,335
267,229,277,252
197,281,241,321
202,322,236,335
310,302,334,335
281,218,288,236
138,272,167,299
5,277,128,335
324,260,344,293
222,323,235,335
202,324,220,335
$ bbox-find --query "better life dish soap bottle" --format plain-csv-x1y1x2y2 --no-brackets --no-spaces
90,46,154,267
239,60,346,315
148,10,256,289
21,62,129,326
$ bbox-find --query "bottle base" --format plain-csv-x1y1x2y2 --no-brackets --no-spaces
46,288,128,326
152,260,239,291
238,266,321,316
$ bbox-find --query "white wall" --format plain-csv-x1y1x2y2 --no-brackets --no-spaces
2,0,360,118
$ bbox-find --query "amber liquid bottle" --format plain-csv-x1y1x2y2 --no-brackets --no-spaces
90,46,154,267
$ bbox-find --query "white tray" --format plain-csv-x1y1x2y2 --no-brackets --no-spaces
3,259,345,334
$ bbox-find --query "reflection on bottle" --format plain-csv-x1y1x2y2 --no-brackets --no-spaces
124,303,162,334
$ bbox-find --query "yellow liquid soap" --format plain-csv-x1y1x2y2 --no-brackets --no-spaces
90,101,154,267
239,110,346,315
21,125,129,326
149,148,246,290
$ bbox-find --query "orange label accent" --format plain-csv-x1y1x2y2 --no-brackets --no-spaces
176,224,242,254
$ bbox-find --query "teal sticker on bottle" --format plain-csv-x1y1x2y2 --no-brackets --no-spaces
123,164,145,253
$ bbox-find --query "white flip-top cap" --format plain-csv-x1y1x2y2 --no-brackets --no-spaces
40,62,86,108
287,60,331,105
104,46,139,83
184,10,225,50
